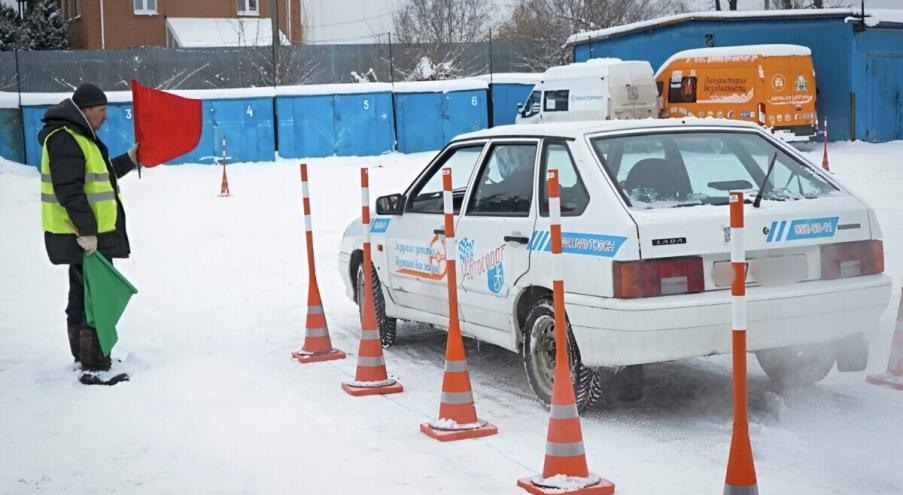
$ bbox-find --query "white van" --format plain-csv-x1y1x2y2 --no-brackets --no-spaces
515,58,658,124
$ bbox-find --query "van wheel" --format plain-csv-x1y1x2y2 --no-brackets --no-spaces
755,342,836,387
355,261,397,348
522,299,602,411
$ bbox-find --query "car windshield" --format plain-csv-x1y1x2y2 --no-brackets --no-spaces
590,131,839,209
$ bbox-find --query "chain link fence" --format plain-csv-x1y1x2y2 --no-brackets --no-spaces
0,40,547,93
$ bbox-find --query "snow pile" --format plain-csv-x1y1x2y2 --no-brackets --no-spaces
527,473,603,491
427,418,488,431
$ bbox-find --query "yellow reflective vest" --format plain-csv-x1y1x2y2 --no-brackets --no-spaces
40,126,120,234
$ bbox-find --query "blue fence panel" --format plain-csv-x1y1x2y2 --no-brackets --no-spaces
490,83,535,126
395,92,444,153
176,97,274,164
852,29,903,142
96,103,135,159
443,89,489,144
0,108,25,163
334,92,395,156
22,103,136,167
277,95,335,158
22,105,46,167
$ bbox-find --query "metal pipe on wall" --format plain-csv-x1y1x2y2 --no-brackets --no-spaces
99,0,106,49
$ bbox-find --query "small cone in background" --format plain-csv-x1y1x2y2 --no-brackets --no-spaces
342,167,403,396
420,167,497,442
518,170,614,495
867,288,903,390
821,116,831,172
218,135,231,197
292,163,345,364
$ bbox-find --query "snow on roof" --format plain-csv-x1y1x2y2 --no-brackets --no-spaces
454,117,759,141
12,87,280,107
846,9,903,27
0,91,21,109
655,44,811,76
392,78,488,93
166,18,289,48
473,73,543,85
276,83,395,96
566,9,859,46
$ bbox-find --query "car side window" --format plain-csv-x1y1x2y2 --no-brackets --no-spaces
539,142,589,217
407,145,483,214
467,143,537,217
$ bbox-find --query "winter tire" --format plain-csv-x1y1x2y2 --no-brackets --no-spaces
355,261,397,348
755,342,836,387
522,298,602,411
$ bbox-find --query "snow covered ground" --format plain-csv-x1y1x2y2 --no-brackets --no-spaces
1,140,901,494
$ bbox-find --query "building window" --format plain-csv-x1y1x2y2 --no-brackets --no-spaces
62,0,81,21
237,0,259,15
134,0,157,15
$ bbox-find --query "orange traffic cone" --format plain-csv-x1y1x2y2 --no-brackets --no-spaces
821,116,831,172
867,288,903,390
341,167,403,396
292,163,345,364
420,167,497,442
219,165,231,197
518,170,614,495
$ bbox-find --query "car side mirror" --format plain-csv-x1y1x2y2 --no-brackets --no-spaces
517,102,525,115
376,193,404,215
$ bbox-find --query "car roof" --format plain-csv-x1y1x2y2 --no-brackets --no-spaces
452,118,762,142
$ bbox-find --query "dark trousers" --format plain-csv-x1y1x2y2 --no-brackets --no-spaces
66,264,85,325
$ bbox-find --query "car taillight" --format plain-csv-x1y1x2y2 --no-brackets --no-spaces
613,257,705,298
821,240,884,280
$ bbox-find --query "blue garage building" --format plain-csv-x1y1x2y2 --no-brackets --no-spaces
567,9,903,142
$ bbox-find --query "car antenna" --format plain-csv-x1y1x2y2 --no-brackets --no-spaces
753,152,778,208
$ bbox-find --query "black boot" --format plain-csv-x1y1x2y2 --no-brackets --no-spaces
66,322,81,362
79,326,111,372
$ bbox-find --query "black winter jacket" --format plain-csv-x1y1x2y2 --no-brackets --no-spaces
38,99,136,265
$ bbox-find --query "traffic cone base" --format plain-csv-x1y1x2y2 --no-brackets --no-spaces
420,420,498,442
517,474,614,495
341,380,404,397
867,372,903,390
291,349,346,364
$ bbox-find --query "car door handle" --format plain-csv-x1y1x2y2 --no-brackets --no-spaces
504,235,529,244
433,228,445,236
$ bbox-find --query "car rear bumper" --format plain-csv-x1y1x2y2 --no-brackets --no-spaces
566,274,892,367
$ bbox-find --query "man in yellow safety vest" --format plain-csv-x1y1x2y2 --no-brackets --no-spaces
39,83,141,379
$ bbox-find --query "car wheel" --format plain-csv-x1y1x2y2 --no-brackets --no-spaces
355,261,397,348
755,342,836,387
522,298,602,411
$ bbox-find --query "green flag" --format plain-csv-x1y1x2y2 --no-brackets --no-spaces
83,252,138,357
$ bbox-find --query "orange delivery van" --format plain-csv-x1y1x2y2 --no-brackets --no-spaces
655,44,818,141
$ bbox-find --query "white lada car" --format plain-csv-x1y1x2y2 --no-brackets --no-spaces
338,119,891,409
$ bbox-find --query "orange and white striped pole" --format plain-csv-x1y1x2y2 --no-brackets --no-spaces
341,167,404,396
218,135,231,197
518,170,614,495
420,167,497,442
724,191,759,495
291,163,345,364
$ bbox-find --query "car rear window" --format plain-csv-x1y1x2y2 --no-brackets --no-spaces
590,131,838,209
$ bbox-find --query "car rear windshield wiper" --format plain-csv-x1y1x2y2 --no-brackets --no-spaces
753,152,778,208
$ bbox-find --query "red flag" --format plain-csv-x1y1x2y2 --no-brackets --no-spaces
131,80,202,167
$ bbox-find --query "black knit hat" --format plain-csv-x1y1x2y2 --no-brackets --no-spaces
72,83,107,109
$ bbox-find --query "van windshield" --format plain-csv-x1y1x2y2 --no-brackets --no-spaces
590,131,838,209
